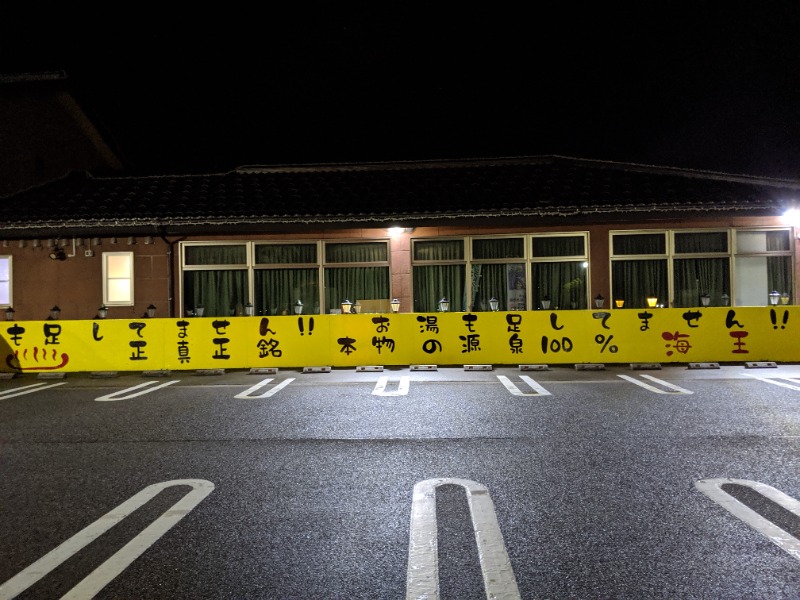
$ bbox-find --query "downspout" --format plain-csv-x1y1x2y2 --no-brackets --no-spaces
159,229,186,318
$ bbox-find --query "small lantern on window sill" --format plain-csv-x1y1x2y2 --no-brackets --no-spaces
781,292,790,305
195,305,205,317
769,290,781,306
594,294,605,308
97,305,108,319
341,299,353,314
721,293,730,306
146,304,157,318
646,295,658,308
49,305,61,320
700,293,711,307
353,301,362,314
390,298,400,313
489,297,499,311
244,302,254,316
438,297,450,312
5,307,14,321
540,296,551,310
615,299,625,308
294,299,303,315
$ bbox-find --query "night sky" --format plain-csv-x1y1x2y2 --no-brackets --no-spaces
4,5,800,179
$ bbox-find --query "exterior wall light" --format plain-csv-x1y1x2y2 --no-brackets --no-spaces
146,304,157,318
438,297,450,312
594,294,605,308
18,240,25,248
5,307,14,321
646,295,658,308
49,247,66,261
390,298,400,313
615,299,625,308
489,297,499,311
144,236,154,244
244,302,254,316
540,296,551,310
32,239,41,248
49,306,61,320
97,305,108,319
341,299,353,314
700,293,711,307
128,236,137,245
781,292,790,305
294,299,303,315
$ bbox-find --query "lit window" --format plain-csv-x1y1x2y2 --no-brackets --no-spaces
0,256,11,306
103,252,134,305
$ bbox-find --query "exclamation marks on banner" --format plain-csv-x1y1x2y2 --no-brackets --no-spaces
770,309,789,330
298,317,315,336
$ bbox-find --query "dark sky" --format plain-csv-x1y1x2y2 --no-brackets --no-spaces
5,5,800,178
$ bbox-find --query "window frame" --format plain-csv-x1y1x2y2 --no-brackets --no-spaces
102,251,135,306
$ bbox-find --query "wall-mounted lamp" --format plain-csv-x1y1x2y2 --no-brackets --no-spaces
244,302,254,316
18,240,25,248
49,247,66,261
646,295,658,308
92,237,101,246
781,292,790,305
594,294,605,308
489,297,499,311
128,236,137,246
97,305,108,319
32,239,41,248
1,240,7,248
294,299,303,315
341,299,353,314
615,299,625,308
76,238,84,247
146,304,157,318
5,307,15,321
540,296,551,310
390,298,400,313
769,290,781,306
353,301,362,314
195,305,205,317
700,293,711,307
110,237,118,244
49,305,61,320
47,239,55,248
144,236,154,245
438,297,450,312
388,227,415,236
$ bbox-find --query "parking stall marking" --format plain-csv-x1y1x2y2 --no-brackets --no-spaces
406,478,521,600
373,375,410,396
745,374,800,392
496,375,551,397
234,377,295,399
0,382,66,400
94,380,180,402
617,374,693,394
0,479,214,600
695,478,800,561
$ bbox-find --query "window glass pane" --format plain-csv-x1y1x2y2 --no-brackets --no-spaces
325,242,387,263
413,264,466,311
183,270,249,316
532,235,585,257
0,257,9,281
185,245,247,265
736,230,790,254
673,258,730,307
767,230,791,252
107,254,131,278
472,238,524,259
0,286,8,305
323,266,389,313
611,259,668,308
674,232,728,253
471,263,526,311
255,268,319,315
413,240,464,261
107,279,131,303
256,244,317,264
532,262,588,309
612,233,666,255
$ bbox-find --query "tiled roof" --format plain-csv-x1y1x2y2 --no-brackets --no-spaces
3,155,800,237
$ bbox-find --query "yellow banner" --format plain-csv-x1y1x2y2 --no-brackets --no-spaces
0,307,796,372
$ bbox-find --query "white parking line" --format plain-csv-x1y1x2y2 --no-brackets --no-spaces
695,478,800,561
0,479,214,600
406,478,520,600
497,375,551,396
373,375,410,396
234,377,295,399
94,380,180,402
0,382,66,400
745,374,800,392
617,374,693,394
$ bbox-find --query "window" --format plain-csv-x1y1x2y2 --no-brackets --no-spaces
181,240,390,316
471,237,525,311
412,239,466,312
734,229,793,306
610,228,793,307
0,256,11,306
103,252,134,306
531,234,589,309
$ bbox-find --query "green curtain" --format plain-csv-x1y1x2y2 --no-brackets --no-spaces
324,266,389,313
255,268,319,315
532,262,587,309
611,259,668,308
183,270,248,316
326,242,387,262
532,235,585,257
413,264,466,312
255,244,316,264
768,256,792,298
673,258,730,307
184,245,247,265
473,238,524,259
471,263,524,311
